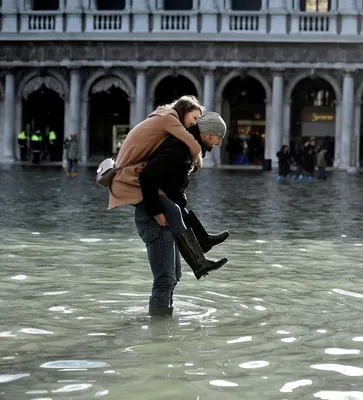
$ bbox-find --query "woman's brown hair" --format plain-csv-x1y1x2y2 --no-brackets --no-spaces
159,95,205,123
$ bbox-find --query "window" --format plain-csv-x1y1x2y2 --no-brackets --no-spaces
231,0,262,11
300,0,330,12
97,0,126,10
164,0,193,11
33,0,59,10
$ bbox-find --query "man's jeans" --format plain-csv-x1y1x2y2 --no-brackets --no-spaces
134,202,182,309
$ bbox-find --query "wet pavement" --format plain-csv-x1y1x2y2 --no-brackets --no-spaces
1,165,363,400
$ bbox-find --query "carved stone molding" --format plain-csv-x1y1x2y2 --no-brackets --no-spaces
1,42,363,65
23,76,65,100
91,77,128,94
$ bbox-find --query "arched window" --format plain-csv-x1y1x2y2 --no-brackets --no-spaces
164,0,193,10
300,0,330,12
231,0,262,11
32,0,59,10
97,0,126,10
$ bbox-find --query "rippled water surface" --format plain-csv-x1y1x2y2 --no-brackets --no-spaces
1,165,363,400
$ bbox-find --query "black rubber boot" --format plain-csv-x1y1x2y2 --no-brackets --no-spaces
187,210,229,253
175,228,229,280
148,296,173,316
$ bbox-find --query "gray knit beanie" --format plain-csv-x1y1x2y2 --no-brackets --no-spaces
197,112,227,137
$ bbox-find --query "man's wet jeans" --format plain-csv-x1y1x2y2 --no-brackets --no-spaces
134,202,181,312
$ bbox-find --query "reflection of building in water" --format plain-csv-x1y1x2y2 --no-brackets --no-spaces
0,0,362,170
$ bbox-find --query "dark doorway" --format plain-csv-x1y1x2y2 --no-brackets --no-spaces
231,0,262,11
89,85,130,160
97,0,126,10
154,75,198,108
223,76,266,165
290,77,336,164
33,0,59,10
164,0,193,10
22,86,64,161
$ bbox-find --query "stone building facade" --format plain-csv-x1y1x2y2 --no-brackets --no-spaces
1,0,363,169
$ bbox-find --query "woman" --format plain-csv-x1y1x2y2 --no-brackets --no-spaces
276,145,292,180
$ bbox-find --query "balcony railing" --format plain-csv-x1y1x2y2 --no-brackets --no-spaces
221,12,267,34
20,12,63,32
290,12,338,34
85,11,130,32
152,11,198,33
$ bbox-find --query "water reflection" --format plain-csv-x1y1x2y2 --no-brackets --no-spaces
1,167,363,399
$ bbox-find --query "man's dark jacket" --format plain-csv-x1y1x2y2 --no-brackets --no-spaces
138,125,205,216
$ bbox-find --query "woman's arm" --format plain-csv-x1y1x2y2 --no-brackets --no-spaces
164,113,201,157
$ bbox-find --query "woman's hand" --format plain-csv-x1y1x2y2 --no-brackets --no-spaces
191,153,203,170
154,213,168,226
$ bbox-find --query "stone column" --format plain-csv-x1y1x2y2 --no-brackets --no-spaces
270,70,284,166
340,72,354,170
203,68,217,166
69,69,82,137
80,98,89,162
2,0,18,33
334,101,342,167
339,0,358,35
130,97,136,128
15,99,22,153
64,101,70,141
135,69,147,125
264,102,272,162
203,68,215,111
3,72,15,161
351,101,361,171
269,0,287,34
200,0,218,33
353,101,361,169
66,0,83,33
132,0,149,33
283,100,291,147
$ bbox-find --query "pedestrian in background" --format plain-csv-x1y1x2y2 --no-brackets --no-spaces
64,134,80,177
317,148,328,180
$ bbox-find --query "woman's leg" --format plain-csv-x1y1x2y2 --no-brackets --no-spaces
158,195,187,237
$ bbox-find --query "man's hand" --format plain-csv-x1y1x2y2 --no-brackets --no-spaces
154,213,168,226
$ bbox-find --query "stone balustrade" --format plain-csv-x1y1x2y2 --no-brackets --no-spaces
20,11,63,33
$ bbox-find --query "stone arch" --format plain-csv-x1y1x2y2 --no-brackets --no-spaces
149,69,203,102
17,70,69,101
216,69,272,104
285,71,342,102
82,68,136,101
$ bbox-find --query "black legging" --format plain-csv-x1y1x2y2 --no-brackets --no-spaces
158,195,189,237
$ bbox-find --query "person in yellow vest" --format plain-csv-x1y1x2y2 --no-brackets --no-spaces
17,130,28,161
48,129,57,161
31,130,42,164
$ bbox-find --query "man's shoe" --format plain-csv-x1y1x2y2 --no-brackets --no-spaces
175,228,229,280
187,211,229,253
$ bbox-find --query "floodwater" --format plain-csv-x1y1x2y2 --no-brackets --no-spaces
1,165,363,400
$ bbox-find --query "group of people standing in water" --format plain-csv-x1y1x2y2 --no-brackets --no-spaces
277,137,330,181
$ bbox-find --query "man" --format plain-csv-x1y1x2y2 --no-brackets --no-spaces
136,112,228,316
17,130,28,161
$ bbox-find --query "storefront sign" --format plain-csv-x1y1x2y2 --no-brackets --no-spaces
311,113,335,122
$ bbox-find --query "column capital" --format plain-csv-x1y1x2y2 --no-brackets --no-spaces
343,68,356,76
135,66,148,73
271,68,285,76
203,66,216,73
